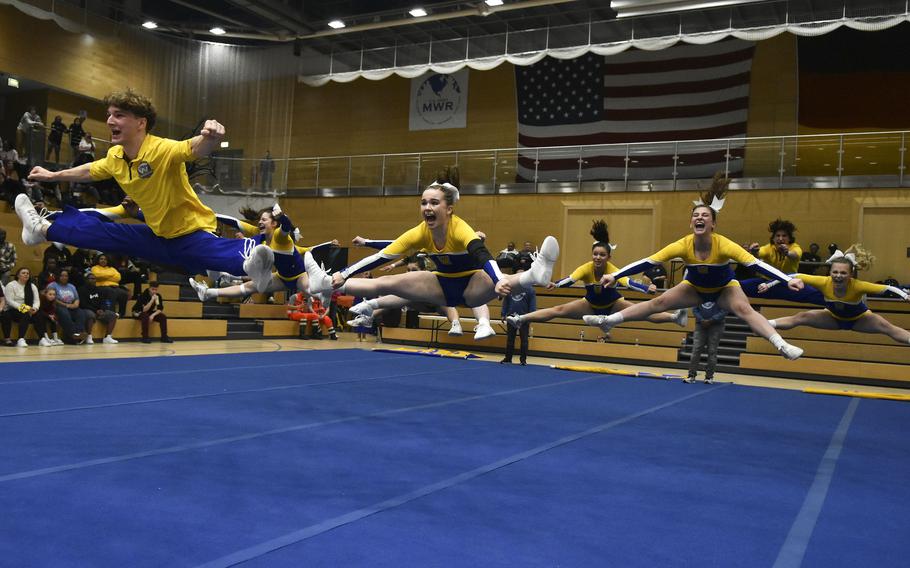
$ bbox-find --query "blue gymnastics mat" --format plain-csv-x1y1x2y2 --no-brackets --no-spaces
0,349,908,567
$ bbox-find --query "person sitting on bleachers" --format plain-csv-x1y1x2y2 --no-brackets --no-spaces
799,242,822,274
287,291,337,340
91,254,129,317
1,267,42,347
36,287,62,346
37,257,59,290
78,272,118,344
136,281,172,344
0,228,16,285
47,269,89,344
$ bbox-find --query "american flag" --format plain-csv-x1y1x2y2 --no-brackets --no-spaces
516,39,755,182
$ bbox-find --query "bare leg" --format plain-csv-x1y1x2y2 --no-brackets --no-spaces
610,298,682,325
342,272,448,306
718,286,803,359
852,312,910,344
516,298,592,323
770,310,840,331
606,283,702,323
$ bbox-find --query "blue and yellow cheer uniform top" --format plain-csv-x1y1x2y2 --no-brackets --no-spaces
796,274,907,322
342,215,498,281
611,233,792,294
555,261,649,309
89,135,217,238
756,242,802,279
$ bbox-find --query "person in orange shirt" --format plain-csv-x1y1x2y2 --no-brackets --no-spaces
287,291,337,340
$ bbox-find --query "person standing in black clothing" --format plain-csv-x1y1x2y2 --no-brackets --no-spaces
46,116,68,163
136,281,172,343
500,271,536,365
68,117,85,165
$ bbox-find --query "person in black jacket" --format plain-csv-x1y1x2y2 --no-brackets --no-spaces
136,281,172,343
79,272,119,344
500,270,537,365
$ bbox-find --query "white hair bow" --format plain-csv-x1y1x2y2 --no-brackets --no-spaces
593,241,618,251
825,249,856,264
692,195,726,212
432,181,460,203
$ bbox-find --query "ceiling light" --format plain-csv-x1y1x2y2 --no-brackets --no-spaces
328,20,346,29
409,7,428,17
220,141,230,148
485,0,504,6
210,27,226,35
141,21,158,30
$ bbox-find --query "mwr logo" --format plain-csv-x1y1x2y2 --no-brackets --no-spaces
414,74,463,126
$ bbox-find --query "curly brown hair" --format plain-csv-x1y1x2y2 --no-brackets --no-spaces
767,218,796,243
103,88,157,132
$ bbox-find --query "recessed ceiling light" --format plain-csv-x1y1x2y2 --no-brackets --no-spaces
328,20,345,29
485,0,504,6
210,27,226,35
142,21,158,29
409,7,427,17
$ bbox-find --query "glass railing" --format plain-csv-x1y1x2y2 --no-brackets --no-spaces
13,129,907,197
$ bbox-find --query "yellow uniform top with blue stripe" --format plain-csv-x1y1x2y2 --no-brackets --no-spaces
557,261,648,306
342,215,485,279
797,274,892,320
89,135,216,239
756,243,802,278
611,232,792,289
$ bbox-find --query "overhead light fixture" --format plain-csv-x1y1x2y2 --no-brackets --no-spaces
613,0,767,18
220,141,230,148
485,0,504,6
210,27,226,35
328,20,346,29
409,7,428,17
141,21,158,29
7,77,19,88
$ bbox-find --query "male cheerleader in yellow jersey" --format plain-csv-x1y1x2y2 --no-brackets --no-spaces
506,220,687,329
766,254,910,344
740,218,825,305
303,167,559,313
16,89,275,292
583,181,806,360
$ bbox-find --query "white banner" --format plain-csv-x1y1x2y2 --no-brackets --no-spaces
409,70,469,131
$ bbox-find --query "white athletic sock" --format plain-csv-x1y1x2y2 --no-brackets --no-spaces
606,313,624,326
366,298,380,309
203,288,218,300
768,319,778,329
769,333,786,349
478,316,490,326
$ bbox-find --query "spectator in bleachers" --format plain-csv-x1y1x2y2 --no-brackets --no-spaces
91,254,129,317
260,150,275,191
1,267,42,347
68,116,85,163
0,141,19,178
36,287,61,346
79,272,118,344
75,133,95,166
0,228,16,284
515,241,534,272
48,269,88,344
500,269,536,365
37,256,59,290
108,252,145,299
46,115,68,163
799,242,822,274
136,281,172,343
684,301,728,384
16,106,43,159
68,248,94,288
43,242,72,272
643,262,668,289
496,242,519,271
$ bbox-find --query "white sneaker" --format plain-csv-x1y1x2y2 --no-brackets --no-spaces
103,335,119,344
15,193,51,246
85,335,94,345
474,321,496,341
304,251,333,295
242,243,275,293
447,319,463,336
16,338,28,348
778,342,803,361
188,277,210,302
526,236,560,286
349,300,374,319
51,335,64,346
673,309,688,327
505,314,522,328
583,314,615,332
346,315,373,328
39,337,53,347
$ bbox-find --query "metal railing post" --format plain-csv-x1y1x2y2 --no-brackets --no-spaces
534,148,540,192
672,141,679,191
899,132,906,186
623,144,630,191
836,135,845,188
492,150,498,192
778,137,786,188
724,139,731,177
380,154,386,195
577,147,584,191
315,158,321,192
416,153,422,193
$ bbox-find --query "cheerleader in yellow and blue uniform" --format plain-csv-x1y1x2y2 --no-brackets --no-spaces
766,250,910,344
583,173,806,360
739,218,825,305
304,167,559,327
506,220,687,330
